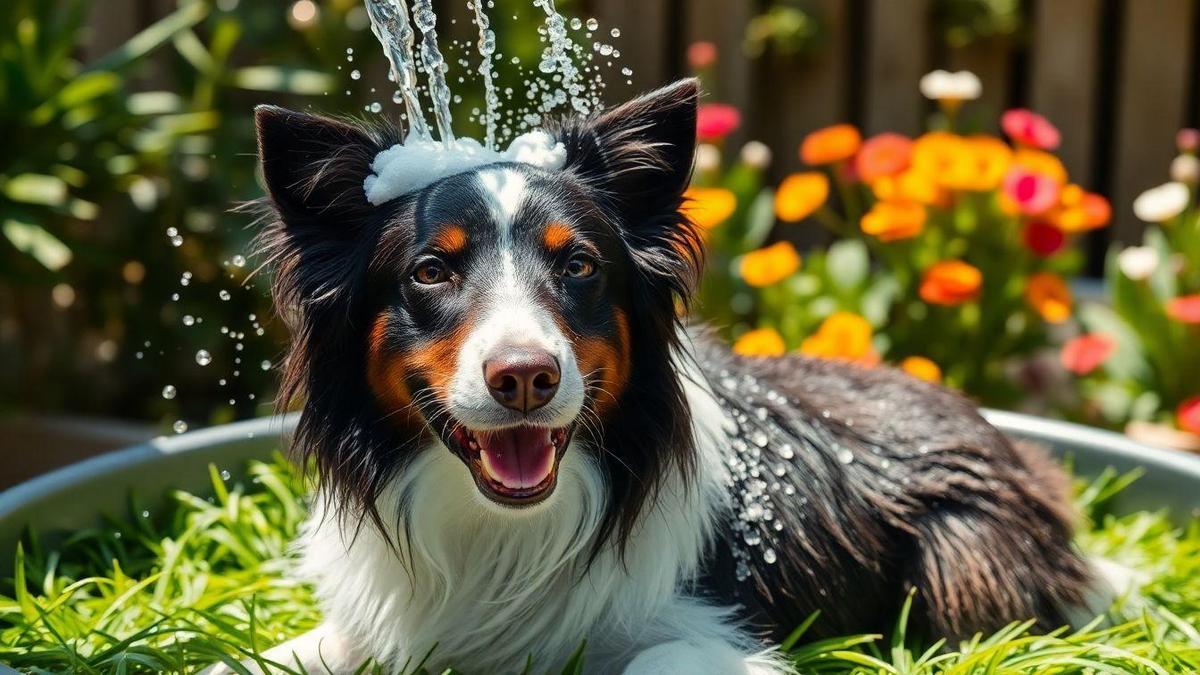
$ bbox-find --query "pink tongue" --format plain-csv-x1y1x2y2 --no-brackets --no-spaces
478,427,556,490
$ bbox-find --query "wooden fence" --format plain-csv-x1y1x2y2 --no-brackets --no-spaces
584,0,1200,259
85,0,1200,256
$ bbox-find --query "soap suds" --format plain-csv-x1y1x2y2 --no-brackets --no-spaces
364,130,566,205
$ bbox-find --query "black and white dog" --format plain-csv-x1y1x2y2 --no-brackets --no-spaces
237,79,1119,674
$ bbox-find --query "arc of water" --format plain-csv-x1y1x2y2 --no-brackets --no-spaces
412,0,456,145
470,0,499,150
533,0,589,116
364,0,430,139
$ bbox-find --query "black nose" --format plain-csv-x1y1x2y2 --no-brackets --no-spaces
483,347,560,414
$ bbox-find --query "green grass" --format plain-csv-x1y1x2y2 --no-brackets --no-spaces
2,457,1199,674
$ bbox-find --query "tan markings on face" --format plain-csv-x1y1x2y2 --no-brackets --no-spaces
542,222,574,251
574,308,631,417
367,314,415,423
431,224,468,254
406,317,474,401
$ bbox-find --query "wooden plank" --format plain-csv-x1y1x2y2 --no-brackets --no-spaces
755,0,850,175
1111,0,1195,243
946,37,1012,127
863,0,931,136
684,0,757,148
590,0,672,100
1028,0,1101,187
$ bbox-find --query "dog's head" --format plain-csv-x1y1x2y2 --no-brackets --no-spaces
255,79,700,547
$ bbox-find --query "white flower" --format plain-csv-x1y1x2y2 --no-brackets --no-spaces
739,140,772,170
1132,181,1190,223
695,143,722,173
918,70,982,102
1170,154,1200,184
1117,246,1160,281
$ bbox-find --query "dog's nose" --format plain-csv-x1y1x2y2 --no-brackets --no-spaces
483,347,560,414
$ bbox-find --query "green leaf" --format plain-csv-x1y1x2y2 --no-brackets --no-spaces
229,67,334,95
825,238,869,290
57,71,120,108
740,189,776,251
2,218,73,270
2,173,68,206
87,2,209,73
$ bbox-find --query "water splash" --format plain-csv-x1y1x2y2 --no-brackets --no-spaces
469,0,499,149
364,0,430,139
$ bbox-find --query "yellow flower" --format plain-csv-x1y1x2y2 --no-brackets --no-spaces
1025,272,1072,323
1012,148,1067,185
774,172,829,222
682,187,737,229
899,356,942,384
957,136,1012,191
871,168,943,205
912,132,964,181
733,327,786,357
739,241,801,287
799,312,877,364
860,201,926,242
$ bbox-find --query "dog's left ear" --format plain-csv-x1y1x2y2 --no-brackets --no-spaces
556,78,702,296
560,78,699,218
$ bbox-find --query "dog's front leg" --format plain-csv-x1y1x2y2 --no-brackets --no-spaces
199,623,362,675
623,639,792,675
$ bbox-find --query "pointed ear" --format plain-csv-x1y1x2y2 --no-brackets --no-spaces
254,105,383,224
559,78,699,217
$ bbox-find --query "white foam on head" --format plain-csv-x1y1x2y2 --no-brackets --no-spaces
363,130,566,206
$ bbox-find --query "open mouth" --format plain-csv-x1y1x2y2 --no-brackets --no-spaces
445,423,574,506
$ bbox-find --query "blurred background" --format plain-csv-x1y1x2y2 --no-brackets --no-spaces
3,0,1200,487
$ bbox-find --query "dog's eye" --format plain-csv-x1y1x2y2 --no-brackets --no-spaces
564,254,597,279
413,258,449,285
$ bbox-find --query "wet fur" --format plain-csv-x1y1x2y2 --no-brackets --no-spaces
241,80,1097,673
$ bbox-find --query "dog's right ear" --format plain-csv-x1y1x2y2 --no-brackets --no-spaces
254,105,382,225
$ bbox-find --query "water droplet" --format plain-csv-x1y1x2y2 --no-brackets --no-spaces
743,531,761,546
751,430,769,447
231,254,246,268
775,444,795,460
610,27,620,37
173,420,188,434
141,510,150,518
370,102,383,113
837,447,854,465
585,17,599,30
219,290,231,301
621,66,632,76
161,385,177,400
195,349,212,366
182,315,195,326
220,469,231,481
763,548,777,564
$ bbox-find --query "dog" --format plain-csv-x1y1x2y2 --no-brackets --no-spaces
234,78,1119,674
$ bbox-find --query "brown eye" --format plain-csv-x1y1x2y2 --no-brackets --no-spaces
413,258,449,285
564,254,596,279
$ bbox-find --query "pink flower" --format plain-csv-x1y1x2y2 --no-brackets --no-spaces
1001,109,1061,150
1167,294,1200,324
696,103,741,142
1061,334,1115,375
688,41,718,69
1003,168,1061,215
1177,128,1200,153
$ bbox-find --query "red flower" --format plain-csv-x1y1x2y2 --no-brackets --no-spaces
1022,221,1066,257
855,133,913,182
1179,396,1200,434
1166,294,1200,324
696,103,741,142
688,41,718,69
1004,168,1061,215
1060,334,1115,375
1178,128,1200,153
1001,109,1061,150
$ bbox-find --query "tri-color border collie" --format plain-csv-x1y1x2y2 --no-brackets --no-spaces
233,79,1121,673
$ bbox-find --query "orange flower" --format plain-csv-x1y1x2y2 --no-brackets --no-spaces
911,132,963,179
872,168,944,206
1025,272,1072,323
682,187,736,229
900,356,942,383
799,312,877,364
800,124,862,166
860,201,926,241
856,133,913,182
951,136,1013,191
1011,148,1067,185
775,172,829,222
739,241,801,287
1061,334,1115,375
920,260,982,305
733,327,786,357
1049,186,1111,232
